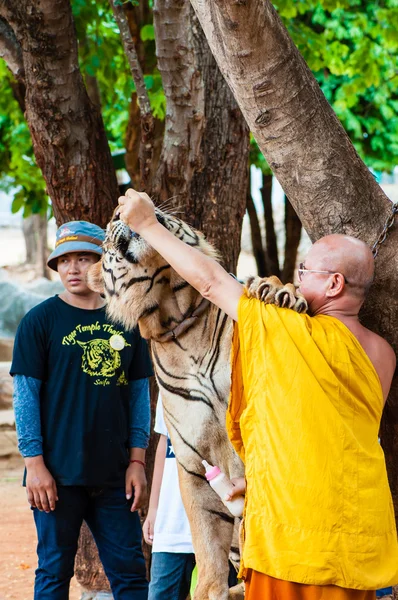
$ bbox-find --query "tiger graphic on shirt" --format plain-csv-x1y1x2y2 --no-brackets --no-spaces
77,338,127,378
87,206,306,600
62,323,131,384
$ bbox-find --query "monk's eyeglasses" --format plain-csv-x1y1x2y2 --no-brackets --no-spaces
297,263,349,284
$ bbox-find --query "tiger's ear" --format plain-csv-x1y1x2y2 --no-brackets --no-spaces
86,261,104,294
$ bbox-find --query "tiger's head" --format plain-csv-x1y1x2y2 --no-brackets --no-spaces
87,206,219,339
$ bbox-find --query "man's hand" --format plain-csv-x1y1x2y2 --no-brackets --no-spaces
118,189,157,235
224,477,246,502
125,462,147,512
142,507,157,545
25,456,58,513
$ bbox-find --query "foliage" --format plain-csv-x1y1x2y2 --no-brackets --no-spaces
72,0,165,152
0,0,397,215
274,0,398,172
0,62,48,217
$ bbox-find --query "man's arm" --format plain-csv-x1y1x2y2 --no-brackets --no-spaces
142,434,167,545
126,377,150,511
118,190,244,321
13,375,58,513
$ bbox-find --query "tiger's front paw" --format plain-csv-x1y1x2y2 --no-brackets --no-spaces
276,284,307,313
245,275,307,313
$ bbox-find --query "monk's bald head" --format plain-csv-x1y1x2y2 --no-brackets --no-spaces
306,234,374,298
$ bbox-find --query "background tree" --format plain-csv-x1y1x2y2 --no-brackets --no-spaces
0,0,248,595
246,0,398,279
0,0,398,596
188,0,398,517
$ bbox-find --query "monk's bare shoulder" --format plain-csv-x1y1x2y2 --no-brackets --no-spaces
365,329,396,402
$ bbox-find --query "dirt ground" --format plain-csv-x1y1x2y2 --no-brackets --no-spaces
0,455,81,600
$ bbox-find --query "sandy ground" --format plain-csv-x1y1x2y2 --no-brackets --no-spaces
0,455,81,600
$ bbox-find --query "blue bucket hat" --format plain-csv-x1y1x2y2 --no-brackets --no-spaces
47,220,105,272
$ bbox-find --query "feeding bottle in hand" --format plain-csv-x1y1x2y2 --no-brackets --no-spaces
202,460,244,517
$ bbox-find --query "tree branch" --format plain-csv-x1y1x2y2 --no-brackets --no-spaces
0,16,24,80
109,0,154,189
189,0,391,242
152,1,205,204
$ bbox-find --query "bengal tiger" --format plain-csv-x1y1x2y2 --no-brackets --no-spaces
87,207,307,600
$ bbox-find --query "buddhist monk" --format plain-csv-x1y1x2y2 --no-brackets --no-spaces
118,189,398,600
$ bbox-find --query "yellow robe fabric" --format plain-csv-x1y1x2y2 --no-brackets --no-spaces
227,294,398,590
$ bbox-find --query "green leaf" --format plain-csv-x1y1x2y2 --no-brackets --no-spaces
140,24,155,42
11,195,24,214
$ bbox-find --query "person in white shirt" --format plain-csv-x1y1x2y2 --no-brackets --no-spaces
143,396,195,600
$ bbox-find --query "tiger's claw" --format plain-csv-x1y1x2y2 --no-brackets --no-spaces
244,276,308,314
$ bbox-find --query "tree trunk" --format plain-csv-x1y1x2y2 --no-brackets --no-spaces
110,0,154,190
22,214,50,279
0,3,122,595
22,216,36,264
125,93,165,191
75,522,112,595
123,2,164,193
85,74,102,109
0,0,119,228
282,197,302,283
189,0,398,514
34,213,50,279
246,176,268,277
153,1,249,272
188,11,249,273
261,174,279,277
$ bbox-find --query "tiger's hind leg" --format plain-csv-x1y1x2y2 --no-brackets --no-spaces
179,469,234,600
229,582,245,600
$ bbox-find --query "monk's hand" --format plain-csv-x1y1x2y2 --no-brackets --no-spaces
225,477,246,502
118,189,157,235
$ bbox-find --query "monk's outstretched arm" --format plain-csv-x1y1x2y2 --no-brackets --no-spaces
118,189,243,321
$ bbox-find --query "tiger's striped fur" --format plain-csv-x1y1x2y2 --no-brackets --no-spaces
87,207,307,600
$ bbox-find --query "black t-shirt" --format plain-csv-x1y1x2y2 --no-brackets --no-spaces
11,296,153,486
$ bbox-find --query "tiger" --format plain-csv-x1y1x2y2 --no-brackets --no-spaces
87,207,307,600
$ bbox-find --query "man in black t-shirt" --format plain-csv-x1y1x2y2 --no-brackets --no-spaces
11,221,153,600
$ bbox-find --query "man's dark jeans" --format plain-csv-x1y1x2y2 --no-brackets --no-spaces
33,486,148,600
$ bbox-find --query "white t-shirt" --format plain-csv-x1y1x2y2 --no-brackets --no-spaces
152,396,194,554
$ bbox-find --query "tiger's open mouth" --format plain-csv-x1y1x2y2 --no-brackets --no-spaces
109,220,132,253
107,218,153,265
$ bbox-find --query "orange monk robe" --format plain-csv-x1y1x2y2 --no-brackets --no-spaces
245,570,376,600
227,294,398,594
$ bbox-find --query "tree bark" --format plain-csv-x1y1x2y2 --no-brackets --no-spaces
0,2,122,595
0,0,119,228
0,15,24,79
261,174,279,277
0,16,26,110
188,11,249,273
152,1,206,205
125,95,165,191
22,214,50,278
189,0,398,514
85,74,102,110
75,522,112,594
246,175,269,277
123,3,164,193
282,196,302,283
110,0,154,190
153,1,249,273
